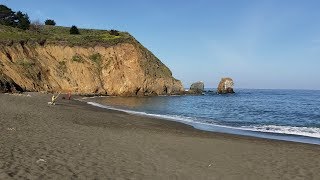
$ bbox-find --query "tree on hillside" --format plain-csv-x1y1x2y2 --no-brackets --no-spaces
0,5,16,26
0,5,30,30
45,19,56,26
70,25,80,35
15,11,30,30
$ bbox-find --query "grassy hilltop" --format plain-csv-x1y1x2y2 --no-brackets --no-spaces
0,23,182,95
0,24,134,47
0,5,183,96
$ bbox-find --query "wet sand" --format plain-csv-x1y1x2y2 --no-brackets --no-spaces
0,92,319,179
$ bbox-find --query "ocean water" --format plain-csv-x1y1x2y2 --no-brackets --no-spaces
82,89,320,145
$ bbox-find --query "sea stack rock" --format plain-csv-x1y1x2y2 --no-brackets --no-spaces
189,81,204,94
217,78,235,94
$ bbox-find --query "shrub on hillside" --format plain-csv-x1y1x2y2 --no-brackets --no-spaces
29,20,43,33
45,19,56,26
70,25,80,35
57,61,67,76
89,53,102,63
109,29,119,36
72,54,84,63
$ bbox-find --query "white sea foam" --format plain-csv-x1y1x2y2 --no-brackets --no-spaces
86,101,320,141
87,102,195,123
81,96,107,100
239,125,320,138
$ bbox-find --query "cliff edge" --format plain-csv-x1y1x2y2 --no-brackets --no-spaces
0,25,183,96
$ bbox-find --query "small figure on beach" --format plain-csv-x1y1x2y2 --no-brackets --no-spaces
51,95,56,105
48,93,61,105
68,91,71,100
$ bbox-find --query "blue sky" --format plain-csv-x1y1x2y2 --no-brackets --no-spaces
2,0,320,89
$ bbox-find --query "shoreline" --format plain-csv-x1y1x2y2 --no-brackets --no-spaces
1,92,319,179
82,97,320,145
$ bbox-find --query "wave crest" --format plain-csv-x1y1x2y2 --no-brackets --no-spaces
240,125,320,138
86,101,320,144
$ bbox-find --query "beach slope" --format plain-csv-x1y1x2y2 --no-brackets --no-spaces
0,93,319,179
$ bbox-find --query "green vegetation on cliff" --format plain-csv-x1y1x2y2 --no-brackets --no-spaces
0,5,182,95
0,3,132,46
0,24,133,47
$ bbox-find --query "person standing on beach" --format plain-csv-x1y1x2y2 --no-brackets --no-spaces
68,91,71,100
51,95,56,105
50,93,61,105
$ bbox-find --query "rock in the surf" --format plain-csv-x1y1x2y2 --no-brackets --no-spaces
217,78,234,94
189,81,204,94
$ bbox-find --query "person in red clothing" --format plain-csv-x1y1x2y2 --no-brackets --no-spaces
68,91,71,100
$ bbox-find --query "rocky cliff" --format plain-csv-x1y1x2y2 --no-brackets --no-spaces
0,26,183,96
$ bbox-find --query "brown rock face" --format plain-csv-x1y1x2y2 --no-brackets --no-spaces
217,77,235,94
0,41,183,96
0,74,23,93
189,81,204,94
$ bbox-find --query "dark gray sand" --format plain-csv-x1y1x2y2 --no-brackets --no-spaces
0,93,319,180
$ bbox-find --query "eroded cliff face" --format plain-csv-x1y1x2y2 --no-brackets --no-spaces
0,41,183,96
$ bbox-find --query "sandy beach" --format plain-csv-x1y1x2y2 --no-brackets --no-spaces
0,93,319,180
